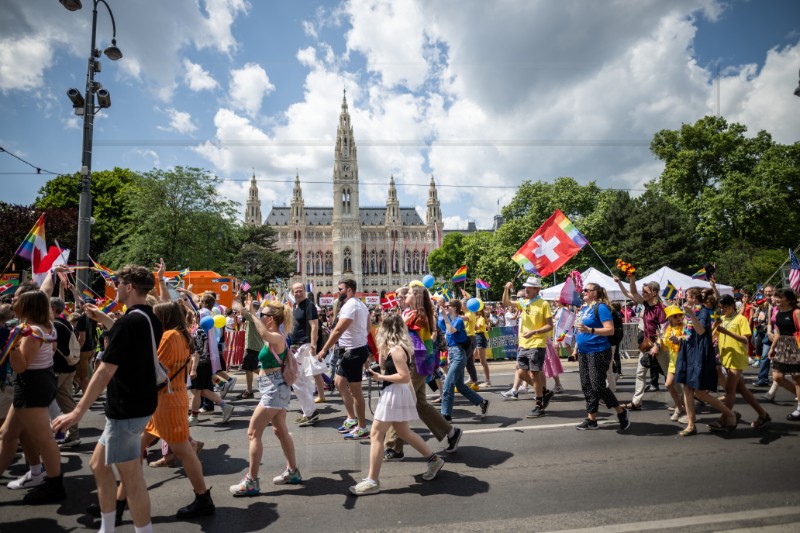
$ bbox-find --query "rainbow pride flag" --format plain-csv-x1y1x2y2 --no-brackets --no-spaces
14,214,46,262
512,209,588,278
452,265,467,284
691,268,707,280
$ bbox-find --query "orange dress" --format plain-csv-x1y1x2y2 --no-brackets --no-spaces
144,330,191,442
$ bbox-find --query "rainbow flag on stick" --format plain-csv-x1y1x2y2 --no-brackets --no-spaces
81,289,95,300
14,214,47,263
452,265,467,284
512,209,588,278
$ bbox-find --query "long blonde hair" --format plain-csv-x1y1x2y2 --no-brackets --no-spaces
376,313,413,363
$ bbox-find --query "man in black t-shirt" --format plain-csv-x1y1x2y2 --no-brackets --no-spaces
50,297,81,448
53,265,161,532
290,283,321,426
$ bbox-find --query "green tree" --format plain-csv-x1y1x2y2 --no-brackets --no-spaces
0,203,78,272
34,168,141,257
427,232,466,283
228,224,294,291
102,167,239,271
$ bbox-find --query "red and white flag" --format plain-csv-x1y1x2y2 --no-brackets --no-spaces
381,291,398,310
33,245,70,286
789,248,800,292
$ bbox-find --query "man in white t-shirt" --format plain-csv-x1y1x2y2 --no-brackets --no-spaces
318,278,372,439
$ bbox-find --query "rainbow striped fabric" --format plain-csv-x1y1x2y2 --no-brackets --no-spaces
691,268,707,280
452,265,467,284
14,214,46,262
512,209,588,278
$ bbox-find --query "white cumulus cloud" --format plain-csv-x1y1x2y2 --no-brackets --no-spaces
229,63,275,117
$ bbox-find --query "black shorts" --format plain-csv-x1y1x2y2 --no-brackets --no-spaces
189,362,214,391
241,349,260,372
13,368,57,409
517,348,546,372
474,333,488,349
335,345,371,383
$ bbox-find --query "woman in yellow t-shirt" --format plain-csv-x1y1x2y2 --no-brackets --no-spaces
660,305,685,422
716,294,770,429
473,309,491,386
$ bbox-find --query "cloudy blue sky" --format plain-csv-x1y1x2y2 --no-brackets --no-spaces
1,0,798,230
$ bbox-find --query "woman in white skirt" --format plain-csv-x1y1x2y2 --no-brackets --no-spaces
349,313,445,496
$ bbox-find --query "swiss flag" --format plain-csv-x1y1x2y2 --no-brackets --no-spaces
513,210,588,278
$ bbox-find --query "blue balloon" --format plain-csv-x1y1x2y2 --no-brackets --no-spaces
199,316,215,331
422,274,435,288
466,298,481,313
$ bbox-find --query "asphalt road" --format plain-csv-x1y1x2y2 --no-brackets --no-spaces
1,359,799,532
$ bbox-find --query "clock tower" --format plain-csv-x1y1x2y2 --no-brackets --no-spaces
332,90,363,285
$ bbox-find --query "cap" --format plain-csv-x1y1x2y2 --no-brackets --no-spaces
719,294,736,307
522,276,542,288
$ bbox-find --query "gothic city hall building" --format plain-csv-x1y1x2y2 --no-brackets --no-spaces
245,92,442,299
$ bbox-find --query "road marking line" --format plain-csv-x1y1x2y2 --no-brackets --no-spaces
462,420,614,434
539,506,800,533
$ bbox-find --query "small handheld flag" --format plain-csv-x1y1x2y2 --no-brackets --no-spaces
475,278,490,290
789,248,800,292
240,280,252,293
691,267,707,281
662,281,677,300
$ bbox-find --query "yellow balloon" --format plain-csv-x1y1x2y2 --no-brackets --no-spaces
477,299,484,312
213,315,226,328
408,280,424,288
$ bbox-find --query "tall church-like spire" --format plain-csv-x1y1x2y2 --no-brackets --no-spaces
245,172,262,226
427,175,441,246
332,89,362,279
291,171,305,225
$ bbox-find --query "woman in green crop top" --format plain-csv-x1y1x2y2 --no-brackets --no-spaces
229,296,302,496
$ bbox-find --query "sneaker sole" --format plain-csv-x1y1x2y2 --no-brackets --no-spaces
349,486,380,496
230,490,260,497
423,459,445,481
444,429,462,453
576,425,599,430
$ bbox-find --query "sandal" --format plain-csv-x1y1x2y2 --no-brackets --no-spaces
148,457,175,468
751,414,771,429
622,402,641,411
707,419,725,431
678,427,697,437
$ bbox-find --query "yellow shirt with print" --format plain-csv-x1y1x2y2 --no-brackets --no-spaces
464,311,477,336
475,315,487,334
517,298,552,349
718,313,751,370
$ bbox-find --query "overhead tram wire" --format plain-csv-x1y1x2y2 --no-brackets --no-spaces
0,146,59,176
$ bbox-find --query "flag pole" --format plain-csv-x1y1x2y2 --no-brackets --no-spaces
587,242,615,277
762,243,800,286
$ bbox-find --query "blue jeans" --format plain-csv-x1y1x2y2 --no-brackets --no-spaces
757,342,771,383
441,345,483,416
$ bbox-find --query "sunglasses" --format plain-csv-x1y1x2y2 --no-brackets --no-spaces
582,288,596,293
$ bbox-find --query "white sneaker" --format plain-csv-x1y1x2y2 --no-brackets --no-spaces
670,409,682,422
553,384,564,394
423,455,445,481
500,388,518,399
7,470,45,490
678,415,689,424
227,376,238,395
221,403,235,423
349,478,380,496
188,414,199,426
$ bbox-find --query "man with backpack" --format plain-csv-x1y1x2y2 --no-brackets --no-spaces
51,297,81,448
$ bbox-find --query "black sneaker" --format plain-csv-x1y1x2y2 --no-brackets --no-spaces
479,399,489,417
576,419,599,430
527,405,545,418
618,408,631,431
176,488,215,519
541,389,554,409
384,449,405,462
444,427,462,453
443,414,452,422
22,475,66,505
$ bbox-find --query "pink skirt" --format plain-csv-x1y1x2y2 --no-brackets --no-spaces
544,338,564,378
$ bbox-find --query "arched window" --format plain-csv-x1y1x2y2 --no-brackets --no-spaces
343,247,352,272
316,251,323,274
413,251,420,274
307,251,314,275
325,252,333,275
379,251,386,274
370,250,377,274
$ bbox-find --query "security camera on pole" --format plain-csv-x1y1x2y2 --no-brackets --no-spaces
60,0,123,291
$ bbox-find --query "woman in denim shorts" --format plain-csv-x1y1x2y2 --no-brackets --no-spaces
229,297,300,497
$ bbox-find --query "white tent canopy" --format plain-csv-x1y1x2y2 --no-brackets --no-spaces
635,266,734,297
541,267,628,302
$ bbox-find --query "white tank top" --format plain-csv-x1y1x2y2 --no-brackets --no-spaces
25,324,57,370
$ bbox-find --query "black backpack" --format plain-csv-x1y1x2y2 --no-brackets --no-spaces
593,304,624,346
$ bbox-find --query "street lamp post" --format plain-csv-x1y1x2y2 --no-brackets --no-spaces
61,0,122,291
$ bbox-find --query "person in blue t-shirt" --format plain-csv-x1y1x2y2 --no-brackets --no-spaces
573,284,631,432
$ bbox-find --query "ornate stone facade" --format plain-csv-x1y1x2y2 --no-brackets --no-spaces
252,92,442,294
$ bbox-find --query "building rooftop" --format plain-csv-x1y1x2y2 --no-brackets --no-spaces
265,207,425,226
